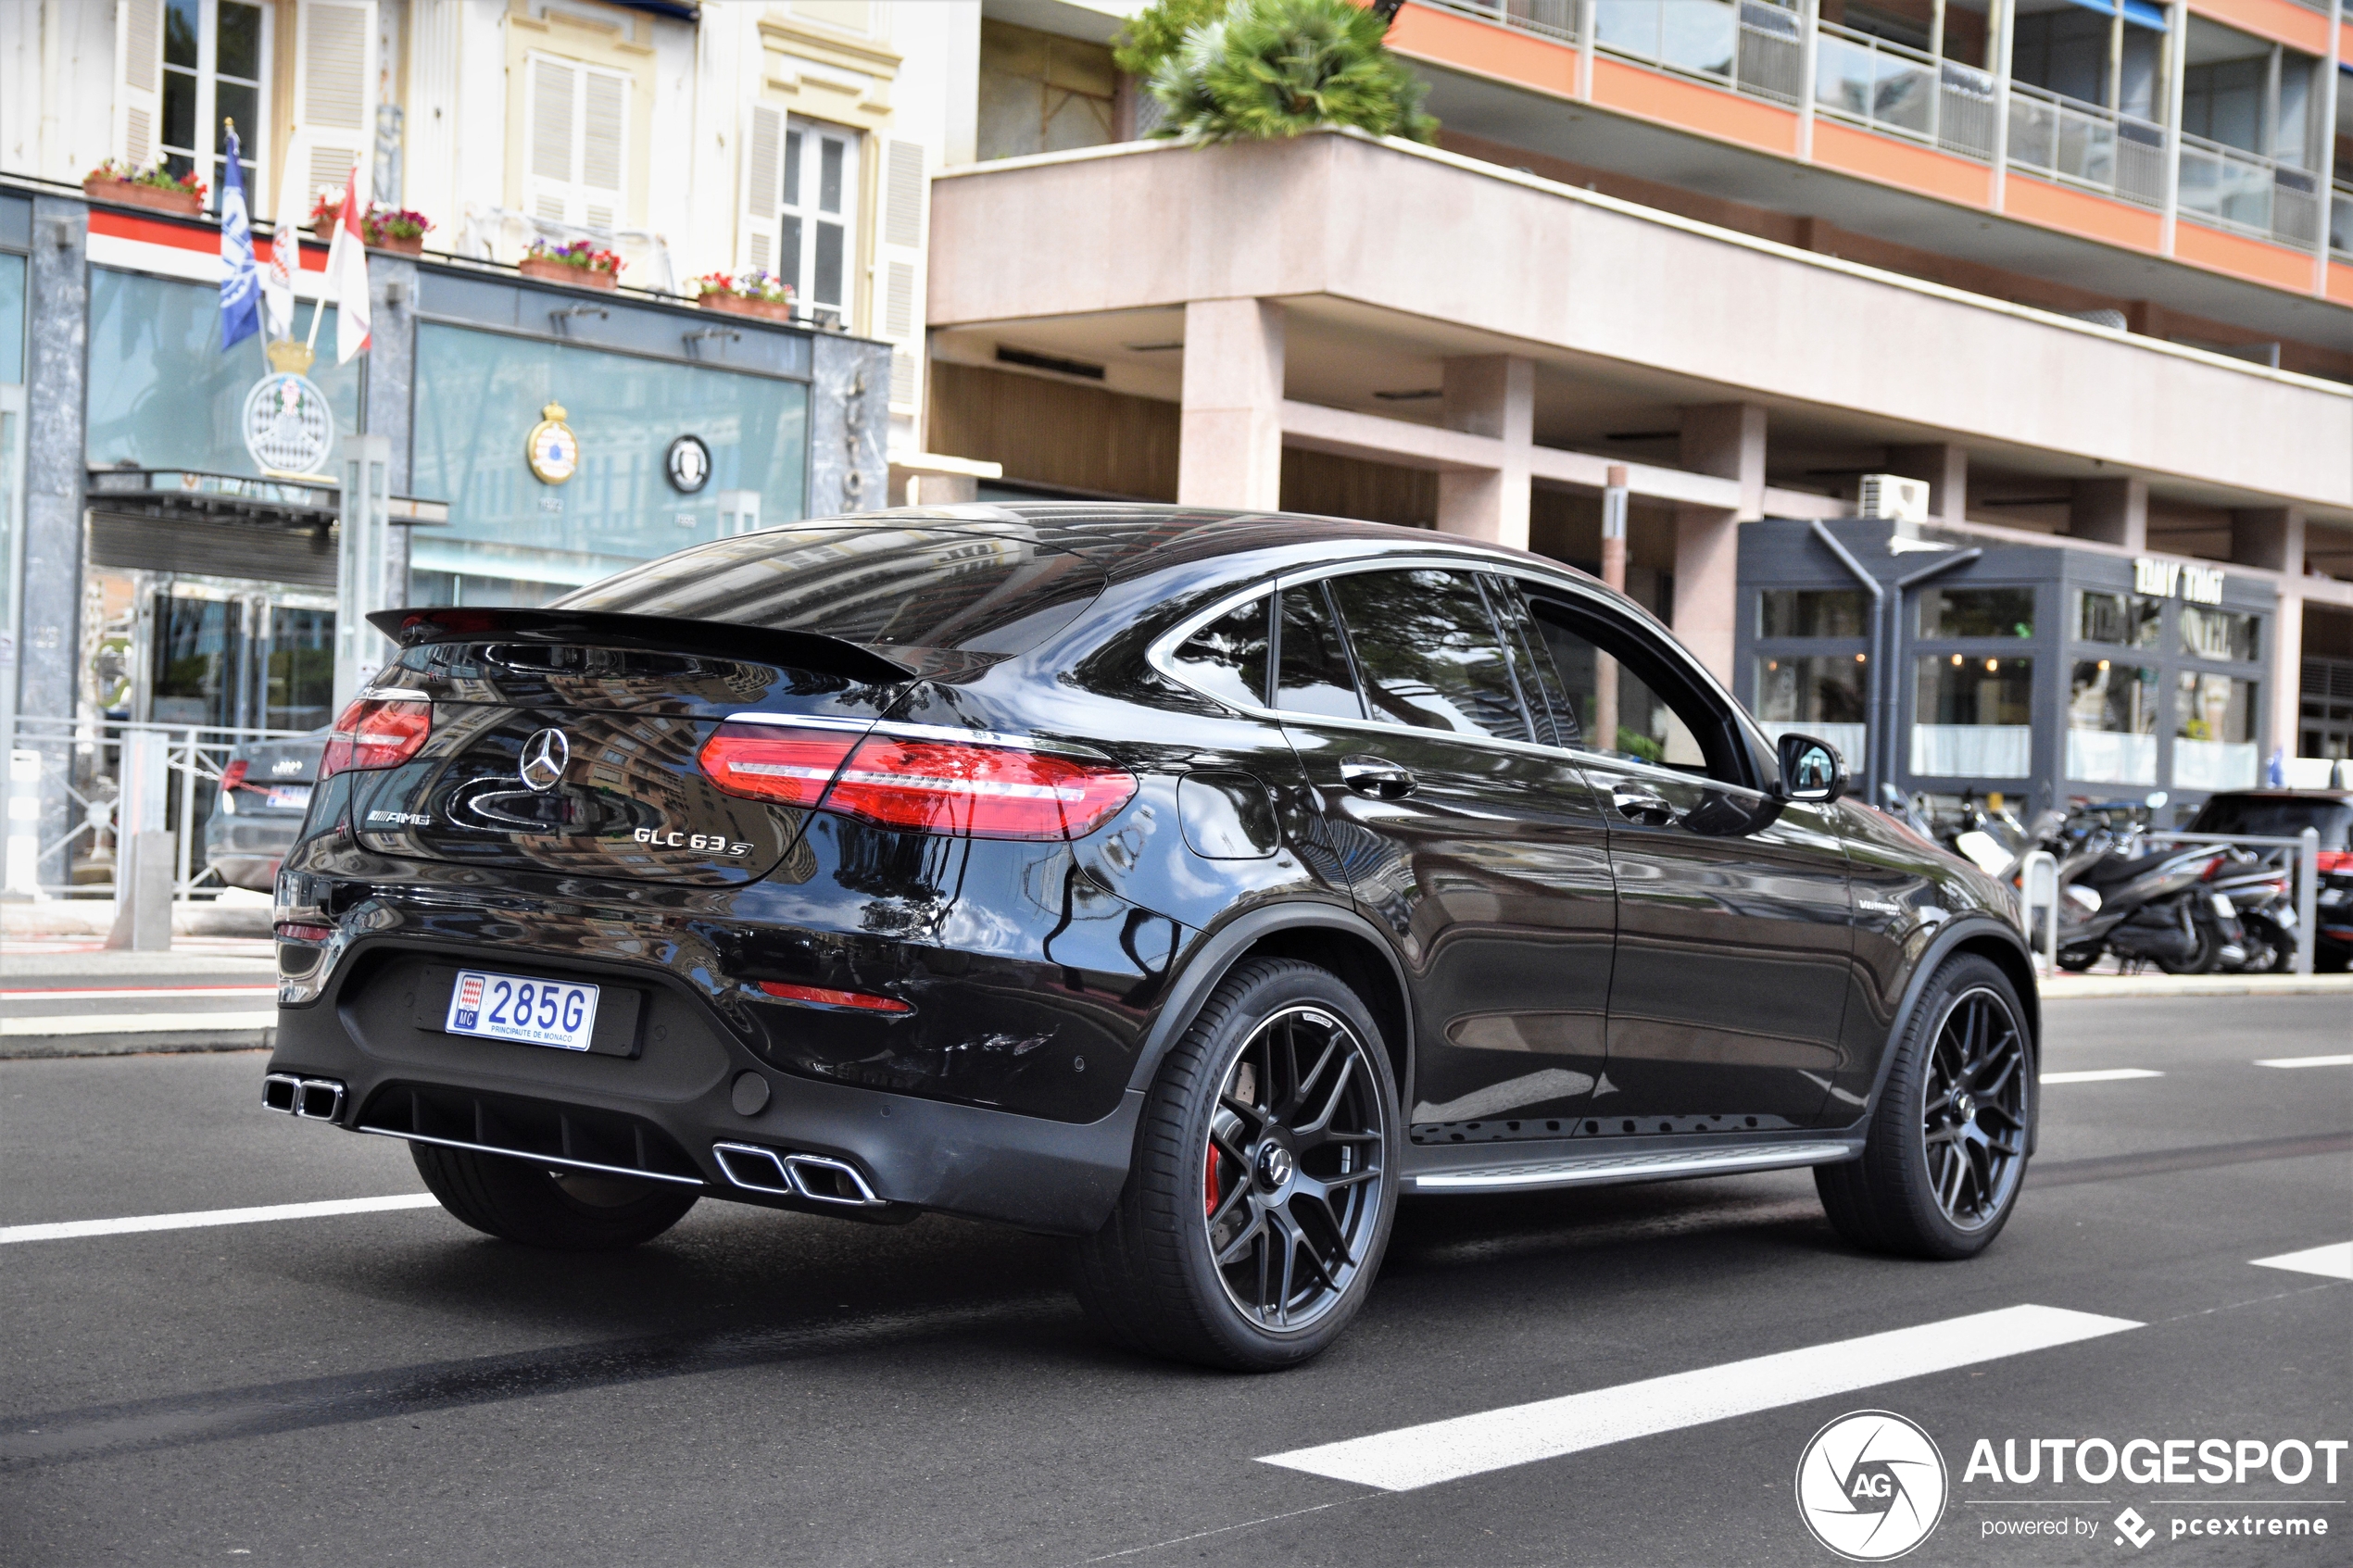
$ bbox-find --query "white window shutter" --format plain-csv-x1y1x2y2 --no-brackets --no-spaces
295,0,377,206
875,137,926,412
527,55,578,225
579,69,625,235
741,104,782,274
117,0,164,167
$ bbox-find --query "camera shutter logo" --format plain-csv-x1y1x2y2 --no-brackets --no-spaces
1794,1411,1948,1562
665,434,711,495
241,371,335,476
519,729,570,793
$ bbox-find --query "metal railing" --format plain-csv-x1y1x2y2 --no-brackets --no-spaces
2004,82,2165,208
1590,0,1804,107
2177,131,2320,248
4,715,307,902
1430,0,1579,44
2332,184,2353,259
1812,23,1994,160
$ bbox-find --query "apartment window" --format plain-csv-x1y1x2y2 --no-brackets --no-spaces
1912,655,2033,778
526,54,630,232
777,119,859,318
2077,589,2161,647
2179,606,2259,662
2183,26,2319,166
1919,586,2033,639
2176,672,2259,790
159,0,269,208
2066,659,2158,785
1759,588,1867,638
2010,7,2159,119
978,20,1119,160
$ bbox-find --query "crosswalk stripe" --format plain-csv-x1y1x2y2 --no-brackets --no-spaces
2254,1054,2353,1069
1257,1304,2142,1492
2249,1242,2353,1280
0,1011,279,1036
0,1194,439,1245
2041,1069,2164,1084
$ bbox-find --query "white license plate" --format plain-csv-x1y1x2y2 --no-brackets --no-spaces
265,784,313,810
445,970,600,1051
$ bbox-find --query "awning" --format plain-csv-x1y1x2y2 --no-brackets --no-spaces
2065,0,2171,31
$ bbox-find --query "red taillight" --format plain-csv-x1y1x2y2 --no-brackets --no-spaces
825,733,1136,840
220,759,251,792
318,696,432,778
274,921,334,943
698,723,860,808
755,980,911,1013
2317,850,2353,874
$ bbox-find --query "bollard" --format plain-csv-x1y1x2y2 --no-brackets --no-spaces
4,747,39,898
2018,850,2059,974
103,728,173,952
2294,826,2319,977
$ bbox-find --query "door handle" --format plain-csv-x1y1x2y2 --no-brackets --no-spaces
1340,756,1416,799
1612,782,1679,826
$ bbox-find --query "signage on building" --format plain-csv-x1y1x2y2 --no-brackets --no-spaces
241,371,337,477
526,403,580,485
2133,557,2224,605
665,434,712,495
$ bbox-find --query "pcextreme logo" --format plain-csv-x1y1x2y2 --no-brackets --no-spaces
1796,1411,1950,1562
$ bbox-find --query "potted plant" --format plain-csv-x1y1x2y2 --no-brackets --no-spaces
519,238,623,290
362,205,432,255
692,270,795,322
82,159,208,217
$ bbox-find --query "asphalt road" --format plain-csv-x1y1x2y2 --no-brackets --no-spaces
3,996,2347,1567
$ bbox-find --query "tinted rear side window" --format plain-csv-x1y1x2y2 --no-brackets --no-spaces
1326,569,1531,742
1275,583,1364,721
554,526,1107,654
1170,595,1271,709
2188,796,2352,850
1485,577,1574,748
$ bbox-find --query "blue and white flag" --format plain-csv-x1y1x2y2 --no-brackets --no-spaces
218,126,262,352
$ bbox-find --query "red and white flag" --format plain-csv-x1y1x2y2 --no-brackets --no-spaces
323,164,371,365
260,135,306,339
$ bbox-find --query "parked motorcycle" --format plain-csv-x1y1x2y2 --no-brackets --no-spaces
2009,797,2235,974
2201,849,2297,974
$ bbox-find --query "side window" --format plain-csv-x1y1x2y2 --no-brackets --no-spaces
1325,569,1532,742
1528,594,1743,784
1275,583,1365,720
1170,595,1270,709
1485,577,1574,749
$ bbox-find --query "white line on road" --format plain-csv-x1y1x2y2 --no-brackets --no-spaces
0,986,278,1001
2040,1069,2165,1084
2254,1054,2353,1069
0,1010,278,1036
1257,1304,2143,1492
2249,1242,2353,1281
0,1194,439,1245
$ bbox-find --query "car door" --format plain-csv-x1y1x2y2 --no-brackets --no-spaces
1277,564,1619,1137
1521,585,1856,1130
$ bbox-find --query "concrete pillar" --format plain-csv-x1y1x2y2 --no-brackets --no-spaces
2070,477,2147,550
1434,355,1534,550
1177,298,1285,510
2233,507,2307,761
363,256,418,612
809,334,892,516
1672,403,1766,684
22,196,89,892
1886,443,1969,525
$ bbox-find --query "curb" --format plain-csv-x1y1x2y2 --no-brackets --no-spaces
2,1029,275,1060
2041,974,2353,1000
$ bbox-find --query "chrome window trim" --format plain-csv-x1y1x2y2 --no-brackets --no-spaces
1144,556,1775,804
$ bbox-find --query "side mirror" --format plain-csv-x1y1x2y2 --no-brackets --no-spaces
1777,733,1847,804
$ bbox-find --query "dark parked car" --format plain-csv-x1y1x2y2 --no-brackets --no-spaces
263,506,2039,1369
203,731,329,892
2184,788,2353,970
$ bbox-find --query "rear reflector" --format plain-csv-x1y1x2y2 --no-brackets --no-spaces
755,981,912,1013
274,922,335,944
320,696,432,778
698,723,860,808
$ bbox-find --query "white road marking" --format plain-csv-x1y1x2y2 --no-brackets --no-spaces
0,1195,439,1245
2254,1054,2353,1070
2040,1069,2165,1084
0,1010,278,1036
1257,1304,2142,1492
2249,1242,2353,1281
0,986,277,1001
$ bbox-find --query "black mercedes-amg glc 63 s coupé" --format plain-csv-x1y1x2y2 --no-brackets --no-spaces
264,506,2038,1370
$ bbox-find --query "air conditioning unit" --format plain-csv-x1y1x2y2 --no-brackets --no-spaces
1857,473,1931,523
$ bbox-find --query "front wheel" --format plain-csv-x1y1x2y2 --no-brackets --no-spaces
1817,953,2032,1260
1067,959,1400,1371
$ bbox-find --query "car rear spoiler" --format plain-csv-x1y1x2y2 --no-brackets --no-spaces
367,607,919,684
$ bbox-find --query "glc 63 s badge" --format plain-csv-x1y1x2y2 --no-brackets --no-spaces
633,826,754,856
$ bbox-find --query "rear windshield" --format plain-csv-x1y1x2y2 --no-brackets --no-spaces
2187,795,2353,850
554,526,1107,655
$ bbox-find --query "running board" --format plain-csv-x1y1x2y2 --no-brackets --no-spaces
1405,1140,1859,1195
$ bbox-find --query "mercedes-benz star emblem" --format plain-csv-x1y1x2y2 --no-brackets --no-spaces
519,728,570,793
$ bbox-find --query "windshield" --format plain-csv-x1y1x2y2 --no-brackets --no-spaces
2187,796,2353,850
555,525,1107,655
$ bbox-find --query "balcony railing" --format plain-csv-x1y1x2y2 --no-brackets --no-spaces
1422,0,2334,257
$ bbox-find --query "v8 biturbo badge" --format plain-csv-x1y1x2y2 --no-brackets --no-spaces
526,402,580,485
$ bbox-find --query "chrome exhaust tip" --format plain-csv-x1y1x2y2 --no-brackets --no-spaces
711,1142,886,1207
264,1073,346,1122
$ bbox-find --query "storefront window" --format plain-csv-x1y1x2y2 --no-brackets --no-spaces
2078,589,2160,646
1755,653,1868,769
1758,588,1867,638
84,270,360,477
409,323,809,605
1913,654,2032,777
2066,659,2158,784
1919,586,2033,639
1,251,23,383
2179,605,2258,662
2176,671,2258,790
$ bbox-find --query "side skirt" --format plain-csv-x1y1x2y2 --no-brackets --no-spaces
1401,1134,1864,1196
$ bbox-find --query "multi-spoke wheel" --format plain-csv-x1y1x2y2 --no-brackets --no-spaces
1068,959,1400,1370
1817,953,2033,1260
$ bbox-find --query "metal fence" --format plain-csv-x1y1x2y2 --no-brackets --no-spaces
1811,24,1994,160
2005,82,2166,207
4,715,306,902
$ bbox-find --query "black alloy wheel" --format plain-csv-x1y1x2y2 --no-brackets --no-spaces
1919,985,2028,1231
1816,952,2032,1260
1068,959,1400,1371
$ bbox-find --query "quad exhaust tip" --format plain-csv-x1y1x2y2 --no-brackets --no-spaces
262,1073,346,1122
711,1142,887,1207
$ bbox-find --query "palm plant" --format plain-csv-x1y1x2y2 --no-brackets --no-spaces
1131,0,1437,144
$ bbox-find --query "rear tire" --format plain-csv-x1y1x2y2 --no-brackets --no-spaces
1067,959,1400,1372
410,1144,698,1250
1816,953,2032,1261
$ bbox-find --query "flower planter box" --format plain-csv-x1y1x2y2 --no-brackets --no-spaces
366,232,424,257
697,292,795,322
519,256,618,290
84,177,202,218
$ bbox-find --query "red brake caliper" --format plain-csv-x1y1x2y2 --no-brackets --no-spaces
1204,1145,1222,1218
